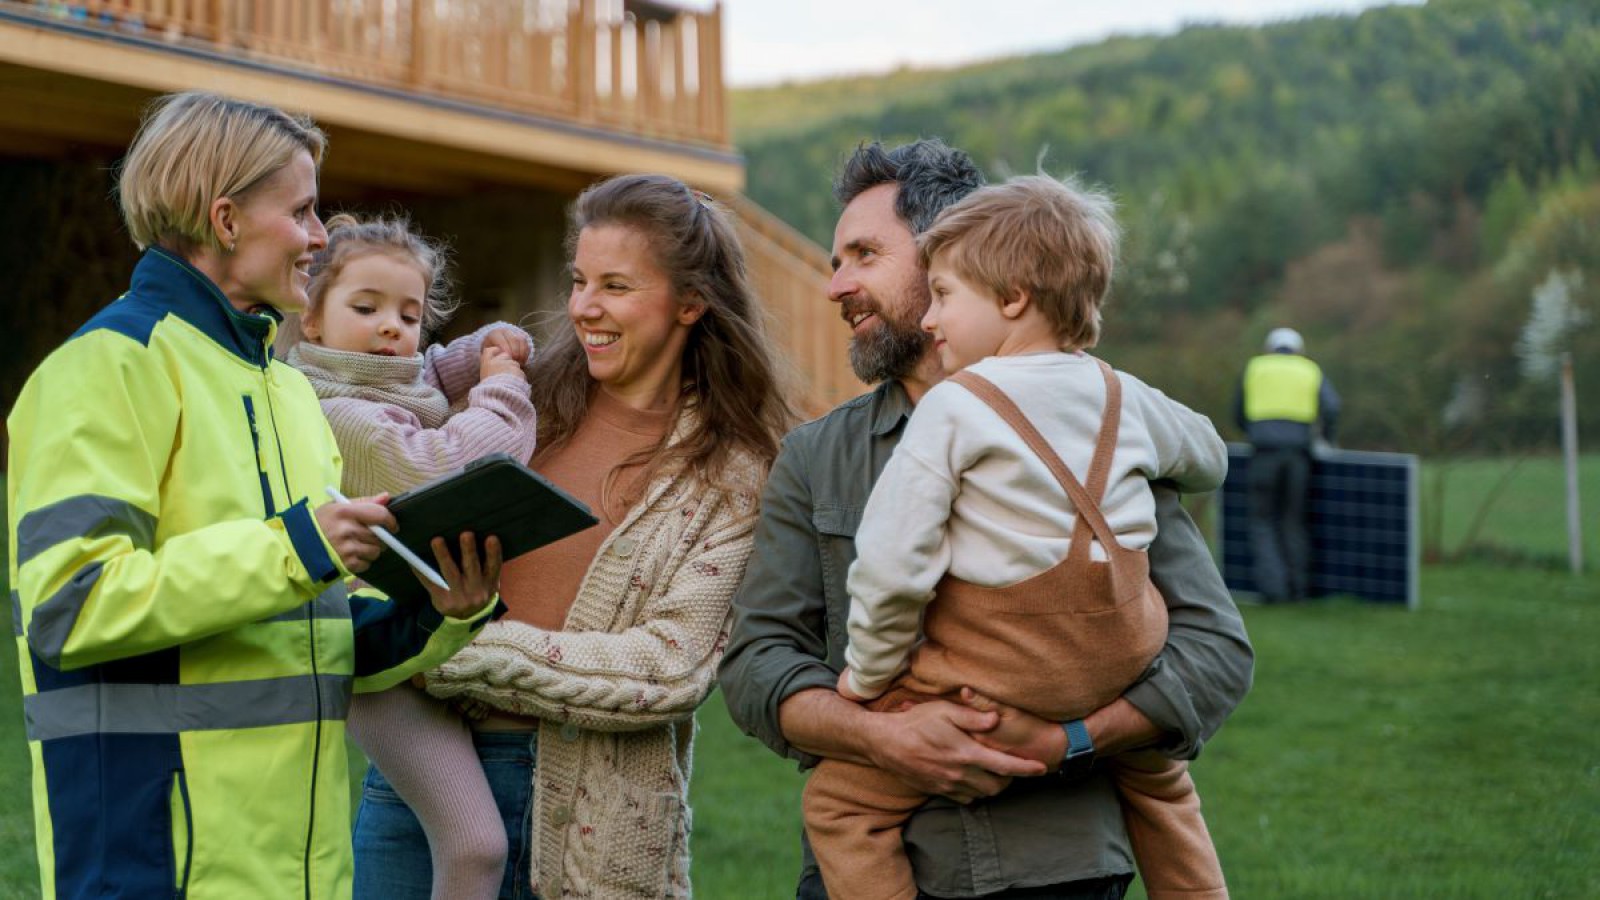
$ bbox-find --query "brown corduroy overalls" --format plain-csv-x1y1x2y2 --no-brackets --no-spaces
803,362,1227,900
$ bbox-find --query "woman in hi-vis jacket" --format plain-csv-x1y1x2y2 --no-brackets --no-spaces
6,91,501,899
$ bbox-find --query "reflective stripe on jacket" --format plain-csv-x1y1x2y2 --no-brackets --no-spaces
7,247,491,900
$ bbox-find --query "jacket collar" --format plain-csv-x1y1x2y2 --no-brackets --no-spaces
868,379,914,437
131,247,280,367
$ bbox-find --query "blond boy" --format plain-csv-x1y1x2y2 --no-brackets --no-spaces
803,175,1230,900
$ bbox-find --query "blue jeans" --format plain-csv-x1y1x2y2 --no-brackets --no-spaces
352,730,539,900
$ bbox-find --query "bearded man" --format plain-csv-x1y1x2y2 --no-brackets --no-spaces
719,139,1253,900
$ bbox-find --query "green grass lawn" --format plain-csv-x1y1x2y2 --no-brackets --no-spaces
689,564,1600,899
1423,453,1599,564
2,466,1598,897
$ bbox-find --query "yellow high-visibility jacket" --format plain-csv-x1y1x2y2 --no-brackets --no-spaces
1242,353,1323,424
7,247,493,899
1235,352,1339,449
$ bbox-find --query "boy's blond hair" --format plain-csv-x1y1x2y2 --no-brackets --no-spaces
918,174,1120,351
118,91,326,252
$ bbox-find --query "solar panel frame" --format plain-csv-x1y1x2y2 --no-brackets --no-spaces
1219,443,1420,608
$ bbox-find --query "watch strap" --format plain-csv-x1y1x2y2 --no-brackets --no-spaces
1058,718,1095,777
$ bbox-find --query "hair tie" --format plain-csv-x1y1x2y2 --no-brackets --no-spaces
684,185,715,219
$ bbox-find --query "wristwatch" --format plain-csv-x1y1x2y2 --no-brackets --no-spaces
1057,718,1096,779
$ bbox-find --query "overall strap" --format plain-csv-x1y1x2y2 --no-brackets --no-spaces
1084,358,1123,503
947,368,1121,565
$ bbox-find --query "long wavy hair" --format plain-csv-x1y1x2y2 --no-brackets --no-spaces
527,174,797,494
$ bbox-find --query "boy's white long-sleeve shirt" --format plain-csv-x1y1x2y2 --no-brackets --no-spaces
844,352,1228,698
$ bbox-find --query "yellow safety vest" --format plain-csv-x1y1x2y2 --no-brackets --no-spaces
1243,353,1323,424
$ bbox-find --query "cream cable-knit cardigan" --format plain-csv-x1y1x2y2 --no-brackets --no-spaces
424,424,763,900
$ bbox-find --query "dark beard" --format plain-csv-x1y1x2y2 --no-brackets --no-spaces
848,312,930,384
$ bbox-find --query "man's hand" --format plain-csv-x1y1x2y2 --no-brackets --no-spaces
422,532,502,619
479,345,528,383
865,700,1048,803
483,327,532,365
313,493,395,574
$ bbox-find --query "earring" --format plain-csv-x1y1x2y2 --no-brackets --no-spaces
228,241,237,253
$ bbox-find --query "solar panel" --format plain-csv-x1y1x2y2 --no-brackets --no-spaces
1219,443,1419,607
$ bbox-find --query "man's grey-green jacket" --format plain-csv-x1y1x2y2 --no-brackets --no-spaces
718,378,1254,898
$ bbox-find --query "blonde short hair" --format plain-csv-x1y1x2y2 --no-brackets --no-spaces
118,92,326,252
918,174,1120,350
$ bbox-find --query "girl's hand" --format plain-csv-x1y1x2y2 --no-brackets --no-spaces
313,493,395,574
484,327,532,365
479,345,528,383
422,532,503,619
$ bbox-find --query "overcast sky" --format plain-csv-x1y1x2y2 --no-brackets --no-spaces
715,0,1420,87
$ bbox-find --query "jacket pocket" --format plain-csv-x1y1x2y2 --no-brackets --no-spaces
812,505,862,666
169,769,193,896
597,777,686,898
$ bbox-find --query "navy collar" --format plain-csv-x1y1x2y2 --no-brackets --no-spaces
130,247,280,367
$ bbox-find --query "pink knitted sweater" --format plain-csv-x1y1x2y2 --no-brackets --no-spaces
286,323,539,497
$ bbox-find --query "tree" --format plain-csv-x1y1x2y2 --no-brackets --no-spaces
1516,270,1590,380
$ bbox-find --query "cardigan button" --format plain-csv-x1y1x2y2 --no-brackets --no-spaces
611,536,637,557
560,723,581,742
547,874,562,896
553,806,572,825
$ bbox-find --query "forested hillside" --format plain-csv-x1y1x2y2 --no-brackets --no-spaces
734,0,1600,454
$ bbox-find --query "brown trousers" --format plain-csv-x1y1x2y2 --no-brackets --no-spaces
803,364,1227,900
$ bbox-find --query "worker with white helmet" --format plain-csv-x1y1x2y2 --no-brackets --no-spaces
1233,327,1341,602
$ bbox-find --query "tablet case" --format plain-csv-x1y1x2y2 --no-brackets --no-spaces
358,453,599,606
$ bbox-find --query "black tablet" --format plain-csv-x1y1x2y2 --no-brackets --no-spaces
359,453,599,607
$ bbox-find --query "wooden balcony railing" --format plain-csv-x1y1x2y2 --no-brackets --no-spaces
6,0,727,148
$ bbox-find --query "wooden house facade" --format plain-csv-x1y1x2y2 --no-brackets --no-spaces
0,0,863,459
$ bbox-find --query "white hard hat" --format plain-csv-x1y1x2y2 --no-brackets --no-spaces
1265,327,1304,354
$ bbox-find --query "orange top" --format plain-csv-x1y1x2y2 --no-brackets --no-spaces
498,388,673,631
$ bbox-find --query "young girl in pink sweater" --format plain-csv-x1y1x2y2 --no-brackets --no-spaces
285,214,537,899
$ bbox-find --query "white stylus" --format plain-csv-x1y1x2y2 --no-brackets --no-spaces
325,486,451,591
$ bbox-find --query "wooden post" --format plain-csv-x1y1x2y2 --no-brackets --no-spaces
1560,352,1584,574
487,1,509,96
528,27,552,101
570,0,596,123
271,0,285,53
331,0,347,60
410,0,428,87
609,17,625,121
639,19,656,130
669,18,687,136
211,0,229,47
703,3,725,146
